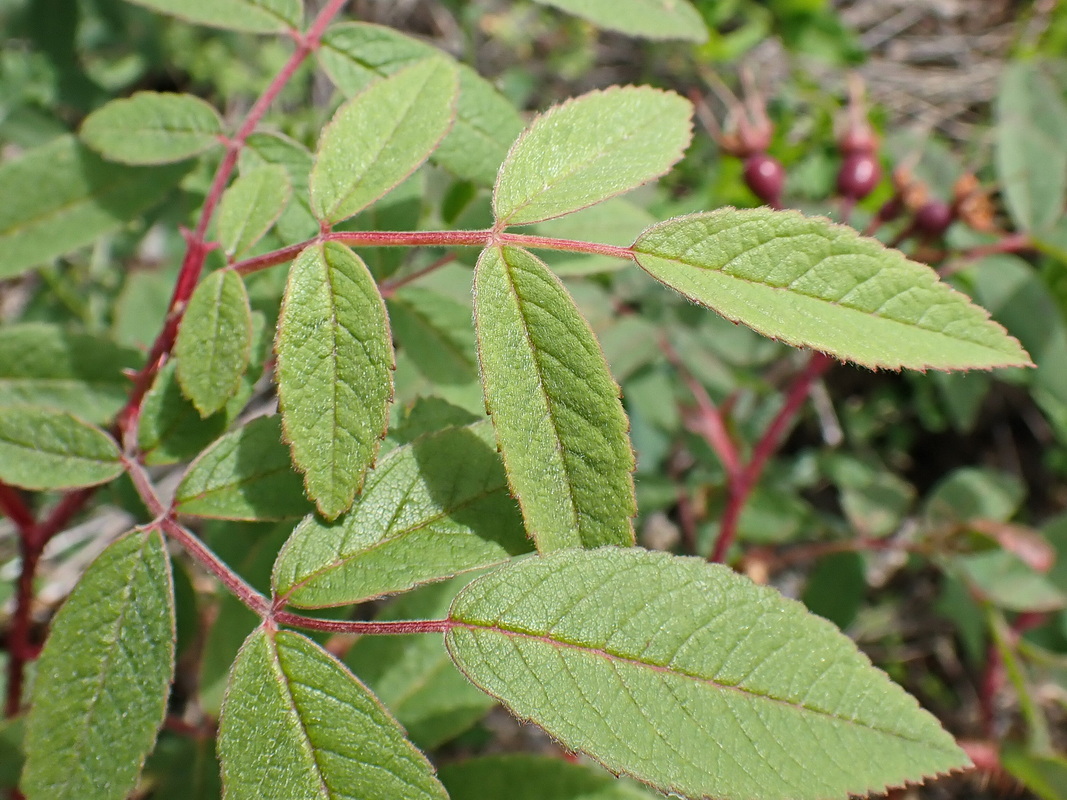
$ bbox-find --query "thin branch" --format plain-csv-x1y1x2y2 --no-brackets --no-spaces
272,612,453,635
0,484,34,534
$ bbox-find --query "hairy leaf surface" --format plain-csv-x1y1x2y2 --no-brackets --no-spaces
218,629,448,800
175,416,313,521
493,86,692,226
0,406,121,490
122,0,301,33
217,164,292,257
310,59,457,224
530,0,708,42
318,22,523,186
446,547,971,800
0,324,141,424
0,136,188,279
22,530,174,800
273,421,529,607
474,246,635,551
80,92,223,165
275,243,394,519
176,269,253,417
633,208,1033,370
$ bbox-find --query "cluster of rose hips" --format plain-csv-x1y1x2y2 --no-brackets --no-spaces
695,72,997,246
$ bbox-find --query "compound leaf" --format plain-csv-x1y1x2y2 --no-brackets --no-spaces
121,0,302,33
0,406,121,490
273,421,529,608
23,530,174,800
473,246,635,551
80,92,223,165
275,243,394,519
176,269,253,417
493,86,692,226
310,59,458,224
217,164,292,257
446,547,971,800
318,22,523,186
632,208,1033,371
175,415,313,521
530,0,708,42
218,628,448,800
0,323,141,424
0,136,188,279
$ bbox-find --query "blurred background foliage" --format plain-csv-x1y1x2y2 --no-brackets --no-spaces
1,1,1067,797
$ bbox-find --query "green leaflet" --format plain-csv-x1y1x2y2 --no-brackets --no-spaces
493,86,693,226
0,406,122,490
474,246,635,551
218,629,448,800
446,547,972,800
273,421,529,607
309,59,458,225
80,92,223,165
344,578,496,749
0,323,142,424
22,530,174,800
240,133,318,245
121,0,302,33
217,164,292,257
440,755,659,800
388,287,479,385
995,60,1067,232
175,416,314,521
275,243,394,519
530,0,708,42
0,136,188,279
632,208,1034,371
175,270,253,417
318,22,524,186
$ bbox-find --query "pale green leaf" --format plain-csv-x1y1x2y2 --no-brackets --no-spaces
1001,747,1067,800
175,416,314,521
446,547,971,800
23,530,174,800
310,59,458,224
175,269,253,417
531,0,708,42
632,208,1033,370
81,92,223,165
344,579,496,749
388,287,478,385
0,136,189,279
121,0,302,33
0,406,121,490
240,133,318,244
440,755,659,800
217,164,292,257
273,421,529,607
317,22,523,186
276,243,394,519
493,86,692,226
474,246,635,551
953,551,1067,612
995,60,1067,232
218,629,448,800
0,324,142,424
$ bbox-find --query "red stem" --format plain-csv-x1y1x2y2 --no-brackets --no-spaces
710,352,833,563
233,229,637,276
115,0,350,437
0,484,34,534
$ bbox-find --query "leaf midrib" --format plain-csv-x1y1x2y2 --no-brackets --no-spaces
451,620,957,748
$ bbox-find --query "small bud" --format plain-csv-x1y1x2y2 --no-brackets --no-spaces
836,152,881,201
743,153,785,207
696,69,773,159
914,200,954,239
